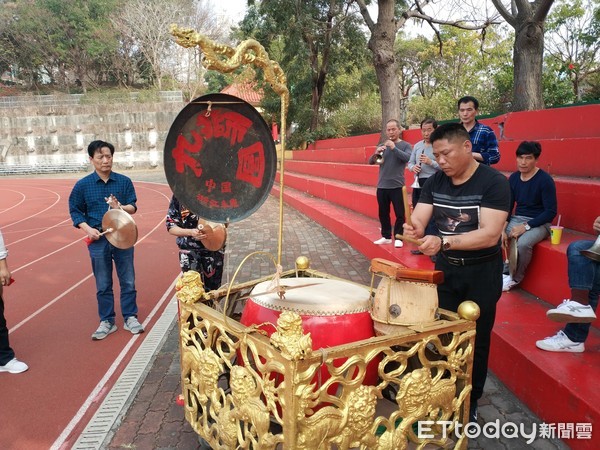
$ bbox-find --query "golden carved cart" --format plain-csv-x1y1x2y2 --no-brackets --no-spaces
167,27,477,449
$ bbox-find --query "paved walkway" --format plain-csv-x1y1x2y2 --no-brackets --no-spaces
102,170,567,449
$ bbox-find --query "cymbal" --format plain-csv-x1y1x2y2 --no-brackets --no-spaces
508,237,518,278
101,209,138,249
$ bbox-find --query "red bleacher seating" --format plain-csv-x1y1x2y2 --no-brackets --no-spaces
273,104,600,450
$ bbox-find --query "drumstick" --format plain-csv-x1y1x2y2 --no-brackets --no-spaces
83,228,113,246
402,186,412,227
394,234,422,246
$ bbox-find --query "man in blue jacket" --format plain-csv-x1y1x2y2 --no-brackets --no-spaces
502,141,557,291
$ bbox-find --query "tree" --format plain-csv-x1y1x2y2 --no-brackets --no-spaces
1,0,120,92
113,0,224,92
354,0,496,133
491,0,555,111
400,26,513,124
244,0,368,133
545,0,600,101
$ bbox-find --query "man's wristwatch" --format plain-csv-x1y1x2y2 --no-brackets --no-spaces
524,223,531,231
439,235,451,251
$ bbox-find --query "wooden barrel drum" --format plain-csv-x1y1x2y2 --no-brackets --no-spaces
370,258,444,335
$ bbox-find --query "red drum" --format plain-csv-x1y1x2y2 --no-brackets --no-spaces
240,277,379,386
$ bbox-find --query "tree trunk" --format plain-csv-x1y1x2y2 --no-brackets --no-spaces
513,20,545,111
309,78,322,132
367,3,400,139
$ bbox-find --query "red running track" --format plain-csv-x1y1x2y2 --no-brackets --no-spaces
0,178,181,450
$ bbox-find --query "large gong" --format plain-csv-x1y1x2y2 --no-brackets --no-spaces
164,93,277,222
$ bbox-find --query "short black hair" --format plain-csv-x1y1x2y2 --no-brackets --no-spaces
430,122,470,145
457,96,479,110
87,140,115,158
420,117,438,129
516,141,542,159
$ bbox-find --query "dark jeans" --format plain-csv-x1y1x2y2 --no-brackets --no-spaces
564,240,600,342
436,251,503,403
88,237,138,324
376,187,405,239
0,294,15,365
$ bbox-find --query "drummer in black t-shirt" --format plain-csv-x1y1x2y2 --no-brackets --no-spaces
402,122,510,423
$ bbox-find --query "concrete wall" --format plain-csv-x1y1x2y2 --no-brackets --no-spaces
0,99,185,170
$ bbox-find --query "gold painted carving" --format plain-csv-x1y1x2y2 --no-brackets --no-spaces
175,270,208,304
270,311,313,360
177,269,475,449
170,24,289,119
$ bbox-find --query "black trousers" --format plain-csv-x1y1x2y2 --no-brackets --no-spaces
435,252,503,404
0,295,15,365
376,187,405,239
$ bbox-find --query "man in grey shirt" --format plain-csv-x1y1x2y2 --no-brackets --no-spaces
369,119,412,248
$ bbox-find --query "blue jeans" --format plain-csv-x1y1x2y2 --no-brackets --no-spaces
88,237,138,323
503,215,550,283
563,240,600,343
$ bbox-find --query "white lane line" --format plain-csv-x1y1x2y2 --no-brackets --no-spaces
9,274,92,333
2,187,61,229
49,277,179,450
6,218,73,246
9,201,174,331
9,186,173,333
0,189,26,214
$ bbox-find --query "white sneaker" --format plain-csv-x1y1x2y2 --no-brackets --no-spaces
124,316,145,334
92,320,117,340
373,237,392,245
502,275,518,291
536,330,584,353
546,299,597,323
0,358,29,374
394,240,403,248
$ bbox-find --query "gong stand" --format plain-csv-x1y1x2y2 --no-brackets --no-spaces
170,25,290,267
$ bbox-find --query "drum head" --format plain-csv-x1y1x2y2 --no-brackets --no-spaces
509,237,518,278
164,93,277,223
102,209,138,249
249,278,371,316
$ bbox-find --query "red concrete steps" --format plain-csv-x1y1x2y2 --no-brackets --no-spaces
278,167,595,306
307,132,379,150
519,230,597,305
275,171,379,220
283,160,379,187
499,104,600,140
289,146,376,163
491,288,600,450
495,138,600,178
271,182,434,272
